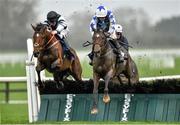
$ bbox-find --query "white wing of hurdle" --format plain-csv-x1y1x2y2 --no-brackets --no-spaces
26,38,45,123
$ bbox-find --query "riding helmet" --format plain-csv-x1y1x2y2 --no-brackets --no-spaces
47,11,60,21
95,5,108,17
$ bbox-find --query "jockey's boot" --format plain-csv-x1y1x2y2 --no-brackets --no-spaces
66,49,75,61
121,45,128,60
123,49,128,60
61,38,75,61
112,40,124,63
88,52,93,66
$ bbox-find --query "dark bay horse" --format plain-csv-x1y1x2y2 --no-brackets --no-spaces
31,23,82,88
91,30,139,114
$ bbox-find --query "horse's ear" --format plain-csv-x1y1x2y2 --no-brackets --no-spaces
31,24,36,31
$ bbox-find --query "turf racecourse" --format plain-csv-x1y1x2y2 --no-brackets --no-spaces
1,57,180,124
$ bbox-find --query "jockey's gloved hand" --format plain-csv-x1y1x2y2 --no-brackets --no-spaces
60,30,68,39
51,30,57,35
104,32,110,37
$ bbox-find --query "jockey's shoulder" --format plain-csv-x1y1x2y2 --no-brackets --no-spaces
92,15,97,20
107,10,113,16
121,35,128,41
57,16,66,23
41,21,50,26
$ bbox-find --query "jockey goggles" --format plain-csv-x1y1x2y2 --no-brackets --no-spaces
48,18,57,23
116,32,121,35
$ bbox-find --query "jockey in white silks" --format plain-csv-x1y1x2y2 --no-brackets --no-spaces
43,11,74,60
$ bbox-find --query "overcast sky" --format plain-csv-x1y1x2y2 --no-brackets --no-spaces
37,0,180,25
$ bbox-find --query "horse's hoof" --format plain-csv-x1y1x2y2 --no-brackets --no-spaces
59,81,64,88
56,81,64,89
34,82,45,88
103,95,110,103
91,108,98,114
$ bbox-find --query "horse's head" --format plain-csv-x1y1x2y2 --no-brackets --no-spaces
31,23,53,57
92,29,107,55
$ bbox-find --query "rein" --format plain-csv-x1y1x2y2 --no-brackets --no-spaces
93,39,109,54
43,33,58,50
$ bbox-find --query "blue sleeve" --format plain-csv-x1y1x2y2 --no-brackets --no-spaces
89,16,97,35
107,10,116,33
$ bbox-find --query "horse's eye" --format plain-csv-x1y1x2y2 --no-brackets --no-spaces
34,43,39,47
47,27,51,32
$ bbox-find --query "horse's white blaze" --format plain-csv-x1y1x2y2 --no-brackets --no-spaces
96,34,100,37
36,33,39,37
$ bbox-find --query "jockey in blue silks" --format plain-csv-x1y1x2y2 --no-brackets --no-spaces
43,11,74,60
88,5,124,65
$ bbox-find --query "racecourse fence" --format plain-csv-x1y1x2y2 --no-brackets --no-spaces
0,77,27,103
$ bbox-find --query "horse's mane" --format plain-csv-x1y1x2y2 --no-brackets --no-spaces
35,23,47,32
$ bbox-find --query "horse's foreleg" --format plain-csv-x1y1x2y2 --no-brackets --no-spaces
36,61,44,88
103,69,113,103
126,58,133,86
91,73,100,114
36,67,44,88
53,72,64,89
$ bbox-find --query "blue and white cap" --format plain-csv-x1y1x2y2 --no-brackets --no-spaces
95,5,108,17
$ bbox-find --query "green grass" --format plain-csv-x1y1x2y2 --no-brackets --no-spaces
80,57,180,78
137,57,180,77
1,57,180,124
0,104,28,124
0,63,25,76
0,57,180,78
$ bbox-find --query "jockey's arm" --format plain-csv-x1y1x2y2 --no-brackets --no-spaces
56,16,69,39
89,16,97,36
56,16,68,33
122,36,129,51
107,11,116,34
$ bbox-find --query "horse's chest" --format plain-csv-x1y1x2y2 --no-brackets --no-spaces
94,64,111,75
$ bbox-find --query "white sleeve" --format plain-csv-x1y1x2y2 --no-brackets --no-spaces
56,16,68,33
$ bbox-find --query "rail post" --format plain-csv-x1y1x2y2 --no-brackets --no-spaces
5,82,9,103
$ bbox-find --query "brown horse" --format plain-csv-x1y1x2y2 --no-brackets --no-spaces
91,30,139,114
31,23,82,88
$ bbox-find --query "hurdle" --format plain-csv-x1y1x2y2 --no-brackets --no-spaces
25,38,180,123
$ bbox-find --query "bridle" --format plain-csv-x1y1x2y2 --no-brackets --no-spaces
93,33,108,54
43,33,59,50
34,28,58,50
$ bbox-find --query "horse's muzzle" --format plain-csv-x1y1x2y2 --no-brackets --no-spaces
33,51,40,57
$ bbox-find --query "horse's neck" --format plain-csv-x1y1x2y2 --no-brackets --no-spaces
100,41,112,56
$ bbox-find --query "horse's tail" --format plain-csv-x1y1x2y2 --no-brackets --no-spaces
127,54,139,84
